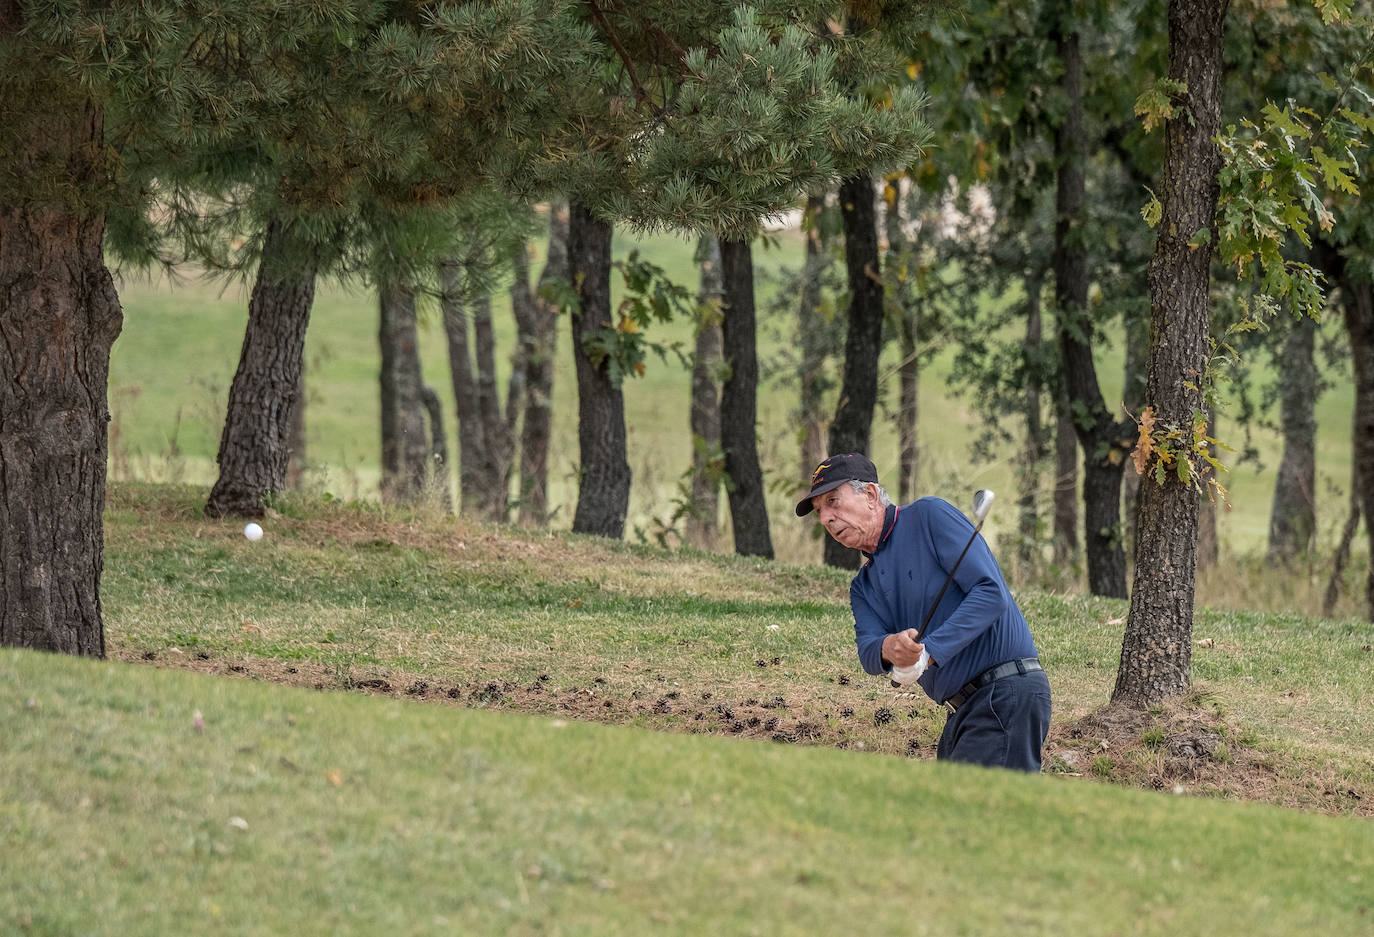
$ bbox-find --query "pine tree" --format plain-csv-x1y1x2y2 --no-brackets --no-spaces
0,0,594,654
553,3,933,543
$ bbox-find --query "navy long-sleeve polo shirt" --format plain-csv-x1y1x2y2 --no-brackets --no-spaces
851,497,1037,704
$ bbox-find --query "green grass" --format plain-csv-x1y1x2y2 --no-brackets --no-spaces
5,483,1374,933
4,647,1372,937
98,484,1374,811
106,227,1362,578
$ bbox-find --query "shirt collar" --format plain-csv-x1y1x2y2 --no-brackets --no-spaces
862,503,900,561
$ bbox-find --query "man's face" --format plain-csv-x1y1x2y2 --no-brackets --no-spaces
812,482,883,552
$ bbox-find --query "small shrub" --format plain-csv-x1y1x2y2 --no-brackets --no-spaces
1092,755,1114,777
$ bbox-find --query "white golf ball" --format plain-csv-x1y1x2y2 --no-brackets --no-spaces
243,522,264,542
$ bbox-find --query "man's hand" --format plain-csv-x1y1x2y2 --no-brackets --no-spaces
881,628,925,668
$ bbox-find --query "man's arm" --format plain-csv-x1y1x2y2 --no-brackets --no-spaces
918,500,1008,663
852,581,925,674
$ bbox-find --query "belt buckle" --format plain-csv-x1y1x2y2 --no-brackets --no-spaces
943,699,958,714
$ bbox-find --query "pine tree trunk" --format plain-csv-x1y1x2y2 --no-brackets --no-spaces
719,237,774,558
1054,28,1129,599
206,218,317,518
1339,273,1374,619
441,263,513,521
1267,314,1318,562
887,178,919,504
1324,461,1361,618
421,385,452,513
826,174,884,570
568,202,630,538
379,285,432,504
285,366,306,490
1053,392,1079,565
798,192,832,482
509,241,535,509
0,76,118,656
1017,270,1047,581
516,204,568,528
439,261,482,514
473,290,513,518
686,235,723,548
1196,404,1219,569
1122,308,1150,553
1114,0,1228,707
898,313,919,504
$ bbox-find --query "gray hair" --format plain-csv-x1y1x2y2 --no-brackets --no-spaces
849,479,893,507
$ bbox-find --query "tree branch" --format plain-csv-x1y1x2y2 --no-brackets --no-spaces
584,0,649,105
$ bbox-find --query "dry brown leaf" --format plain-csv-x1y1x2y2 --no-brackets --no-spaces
1131,406,1158,476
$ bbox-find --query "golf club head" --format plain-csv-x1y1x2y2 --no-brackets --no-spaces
972,488,995,523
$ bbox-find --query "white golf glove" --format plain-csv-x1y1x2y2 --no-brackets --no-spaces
889,647,930,687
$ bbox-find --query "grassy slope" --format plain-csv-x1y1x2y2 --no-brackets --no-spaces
4,648,1372,937
4,483,1373,934
98,485,1374,813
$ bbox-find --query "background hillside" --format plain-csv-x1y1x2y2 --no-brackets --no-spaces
106,227,1361,614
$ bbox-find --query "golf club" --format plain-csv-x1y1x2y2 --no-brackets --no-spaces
890,489,995,688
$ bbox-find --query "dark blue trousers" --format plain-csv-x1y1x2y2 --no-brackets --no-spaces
936,669,1052,772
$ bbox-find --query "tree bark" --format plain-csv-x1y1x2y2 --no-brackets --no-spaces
379,284,434,504
285,366,306,490
686,235,723,549
0,68,119,656
438,261,481,513
1122,308,1150,554
1314,238,1374,617
473,288,513,516
826,173,884,570
887,178,920,504
719,237,774,558
1267,314,1318,562
206,218,318,518
1055,27,1131,599
1338,271,1374,618
1053,391,1079,566
1114,0,1228,707
421,384,452,513
1324,461,1361,618
440,263,514,521
798,193,833,484
1017,269,1047,582
515,204,568,528
568,202,630,538
1196,404,1219,569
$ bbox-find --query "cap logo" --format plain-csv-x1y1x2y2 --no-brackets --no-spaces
811,460,830,484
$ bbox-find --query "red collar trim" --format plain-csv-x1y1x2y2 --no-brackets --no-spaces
863,504,900,561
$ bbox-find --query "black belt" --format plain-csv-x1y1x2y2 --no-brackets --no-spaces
942,658,1042,713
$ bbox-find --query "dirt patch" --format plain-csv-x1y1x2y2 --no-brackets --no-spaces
1045,695,1371,815
112,647,1372,817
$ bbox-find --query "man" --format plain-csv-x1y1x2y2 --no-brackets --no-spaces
798,453,1051,772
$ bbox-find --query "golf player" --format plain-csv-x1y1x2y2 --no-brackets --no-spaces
799,453,1051,772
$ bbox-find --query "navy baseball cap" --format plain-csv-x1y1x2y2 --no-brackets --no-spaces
796,453,879,516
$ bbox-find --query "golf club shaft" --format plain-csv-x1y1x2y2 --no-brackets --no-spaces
913,518,986,642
